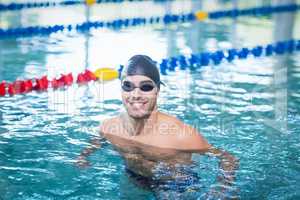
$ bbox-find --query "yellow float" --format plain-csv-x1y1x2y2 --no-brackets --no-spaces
195,11,208,21
94,68,119,81
85,0,96,6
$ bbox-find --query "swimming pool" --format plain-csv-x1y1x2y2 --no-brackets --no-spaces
1,0,300,199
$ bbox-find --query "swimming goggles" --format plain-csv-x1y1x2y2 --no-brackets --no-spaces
121,80,156,92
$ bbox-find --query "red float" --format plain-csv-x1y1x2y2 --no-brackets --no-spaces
15,80,24,94
83,70,97,81
0,81,6,96
33,76,49,91
76,73,86,84
0,68,115,97
56,73,73,87
51,78,60,89
76,70,97,84
23,80,33,92
8,83,16,96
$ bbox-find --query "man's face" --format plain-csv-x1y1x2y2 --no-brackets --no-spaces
121,75,159,119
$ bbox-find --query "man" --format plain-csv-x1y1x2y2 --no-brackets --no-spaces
77,55,238,199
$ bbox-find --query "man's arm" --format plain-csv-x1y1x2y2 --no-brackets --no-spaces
76,123,106,168
180,129,239,185
76,135,102,167
181,125,239,183
178,125,239,197
206,147,239,185
203,147,239,199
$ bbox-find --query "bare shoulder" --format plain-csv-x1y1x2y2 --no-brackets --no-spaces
178,123,211,151
157,111,182,125
99,115,122,136
157,111,211,151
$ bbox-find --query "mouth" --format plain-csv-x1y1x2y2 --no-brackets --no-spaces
129,101,147,106
127,100,148,109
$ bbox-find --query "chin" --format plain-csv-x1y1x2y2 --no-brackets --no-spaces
128,110,151,119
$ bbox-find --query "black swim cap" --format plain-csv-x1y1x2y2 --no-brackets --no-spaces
122,55,163,88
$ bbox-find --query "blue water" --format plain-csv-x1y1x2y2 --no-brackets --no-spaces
1,1,300,199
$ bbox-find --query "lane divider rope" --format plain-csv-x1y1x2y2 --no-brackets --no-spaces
0,0,153,12
0,4,299,38
0,39,299,97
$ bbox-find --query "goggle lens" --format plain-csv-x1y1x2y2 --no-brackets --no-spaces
122,81,155,92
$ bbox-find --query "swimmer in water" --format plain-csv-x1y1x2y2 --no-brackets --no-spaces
77,55,239,199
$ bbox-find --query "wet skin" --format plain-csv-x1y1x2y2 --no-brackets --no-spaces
101,111,199,178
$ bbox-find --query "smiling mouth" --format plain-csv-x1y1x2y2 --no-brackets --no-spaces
129,102,147,105
128,100,148,107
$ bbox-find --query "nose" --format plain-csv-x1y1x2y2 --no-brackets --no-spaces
130,87,142,99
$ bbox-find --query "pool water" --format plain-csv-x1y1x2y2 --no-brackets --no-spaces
1,0,300,199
